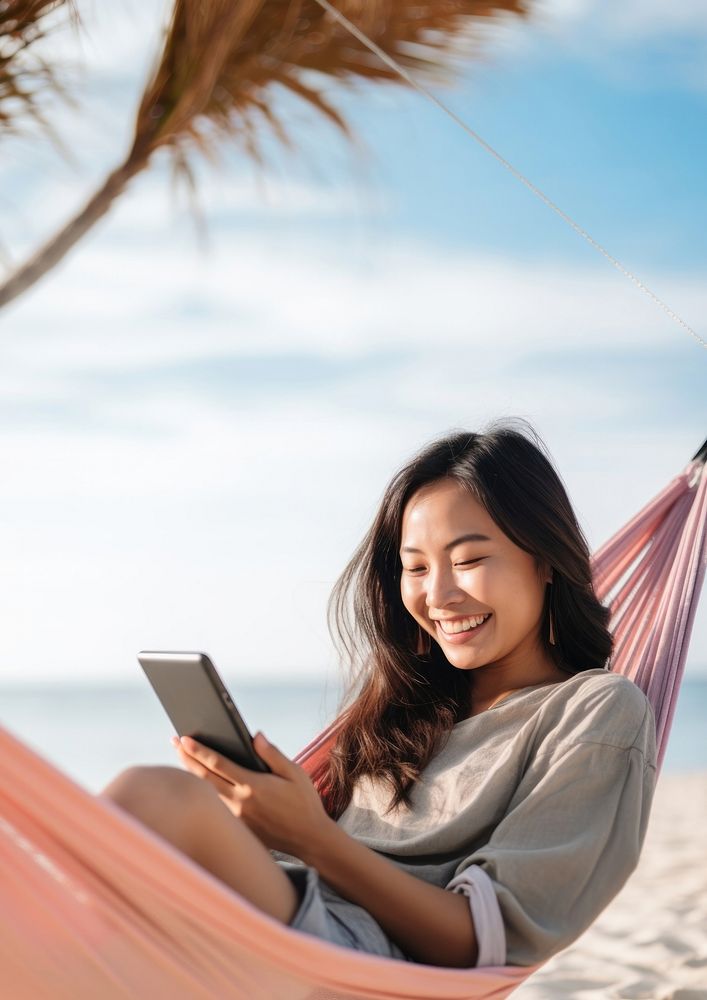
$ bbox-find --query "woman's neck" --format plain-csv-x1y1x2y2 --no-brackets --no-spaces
466,660,571,717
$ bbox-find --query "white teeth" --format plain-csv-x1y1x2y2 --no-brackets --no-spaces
438,614,490,635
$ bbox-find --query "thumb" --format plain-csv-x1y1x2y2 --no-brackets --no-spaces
254,731,291,775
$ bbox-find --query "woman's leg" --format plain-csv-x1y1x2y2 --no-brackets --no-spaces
99,765,301,924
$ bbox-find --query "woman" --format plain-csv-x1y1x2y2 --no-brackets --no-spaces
100,418,657,969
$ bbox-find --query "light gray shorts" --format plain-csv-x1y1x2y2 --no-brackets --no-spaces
278,860,411,961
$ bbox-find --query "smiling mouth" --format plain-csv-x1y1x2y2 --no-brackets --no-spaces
435,613,492,638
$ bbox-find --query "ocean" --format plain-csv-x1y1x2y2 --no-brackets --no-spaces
1,675,706,795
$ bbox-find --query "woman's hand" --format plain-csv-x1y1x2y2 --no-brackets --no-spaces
170,731,334,861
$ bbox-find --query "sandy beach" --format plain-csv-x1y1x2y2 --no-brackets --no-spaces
512,770,707,999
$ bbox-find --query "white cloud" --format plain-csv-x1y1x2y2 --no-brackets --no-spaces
1,156,384,272
5,186,704,372
31,0,169,78
465,0,707,92
488,0,707,47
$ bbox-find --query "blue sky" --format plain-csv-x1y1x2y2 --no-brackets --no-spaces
1,0,706,683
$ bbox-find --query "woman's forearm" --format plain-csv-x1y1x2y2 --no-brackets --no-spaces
301,818,478,968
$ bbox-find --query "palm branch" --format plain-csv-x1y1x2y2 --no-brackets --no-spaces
0,0,531,311
1,0,77,139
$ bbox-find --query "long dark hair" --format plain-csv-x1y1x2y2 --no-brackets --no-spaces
313,417,613,821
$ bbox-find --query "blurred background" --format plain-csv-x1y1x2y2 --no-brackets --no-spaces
1,0,705,791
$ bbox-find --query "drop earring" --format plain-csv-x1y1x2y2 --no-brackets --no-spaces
416,625,431,656
548,583,557,646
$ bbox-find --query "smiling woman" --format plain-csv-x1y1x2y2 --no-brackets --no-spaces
99,415,656,971
290,415,654,966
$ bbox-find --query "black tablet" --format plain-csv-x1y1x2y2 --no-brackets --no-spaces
138,651,271,773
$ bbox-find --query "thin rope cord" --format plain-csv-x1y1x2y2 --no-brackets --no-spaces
312,0,707,352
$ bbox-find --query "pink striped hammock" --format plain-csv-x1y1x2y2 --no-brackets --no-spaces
1,445,705,1000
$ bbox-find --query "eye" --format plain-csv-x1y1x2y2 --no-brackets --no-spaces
403,557,485,573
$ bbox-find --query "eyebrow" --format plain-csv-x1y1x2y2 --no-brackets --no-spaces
401,532,493,554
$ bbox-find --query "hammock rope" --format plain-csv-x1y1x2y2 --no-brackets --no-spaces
311,0,707,352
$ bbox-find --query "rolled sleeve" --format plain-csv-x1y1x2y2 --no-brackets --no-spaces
446,864,507,967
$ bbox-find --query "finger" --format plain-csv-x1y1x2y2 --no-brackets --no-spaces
172,742,211,779
174,743,252,800
178,737,257,786
254,733,313,792
252,732,297,778
171,739,218,779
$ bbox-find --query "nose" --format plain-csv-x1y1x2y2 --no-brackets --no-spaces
424,564,467,613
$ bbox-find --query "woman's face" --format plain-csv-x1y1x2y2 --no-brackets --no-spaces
399,478,552,675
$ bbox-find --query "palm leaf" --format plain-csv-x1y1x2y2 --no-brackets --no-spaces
0,0,77,138
0,0,531,310
132,0,530,167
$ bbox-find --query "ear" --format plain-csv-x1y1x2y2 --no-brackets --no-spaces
537,559,553,586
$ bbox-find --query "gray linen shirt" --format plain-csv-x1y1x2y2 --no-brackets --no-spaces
328,667,657,966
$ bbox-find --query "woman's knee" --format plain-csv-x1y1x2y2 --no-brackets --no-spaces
99,765,224,857
100,764,214,819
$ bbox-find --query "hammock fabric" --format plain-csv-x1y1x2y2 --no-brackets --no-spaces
1,450,705,1000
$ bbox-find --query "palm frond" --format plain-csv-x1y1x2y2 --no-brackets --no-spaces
0,0,532,309
0,0,78,138
132,0,531,171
